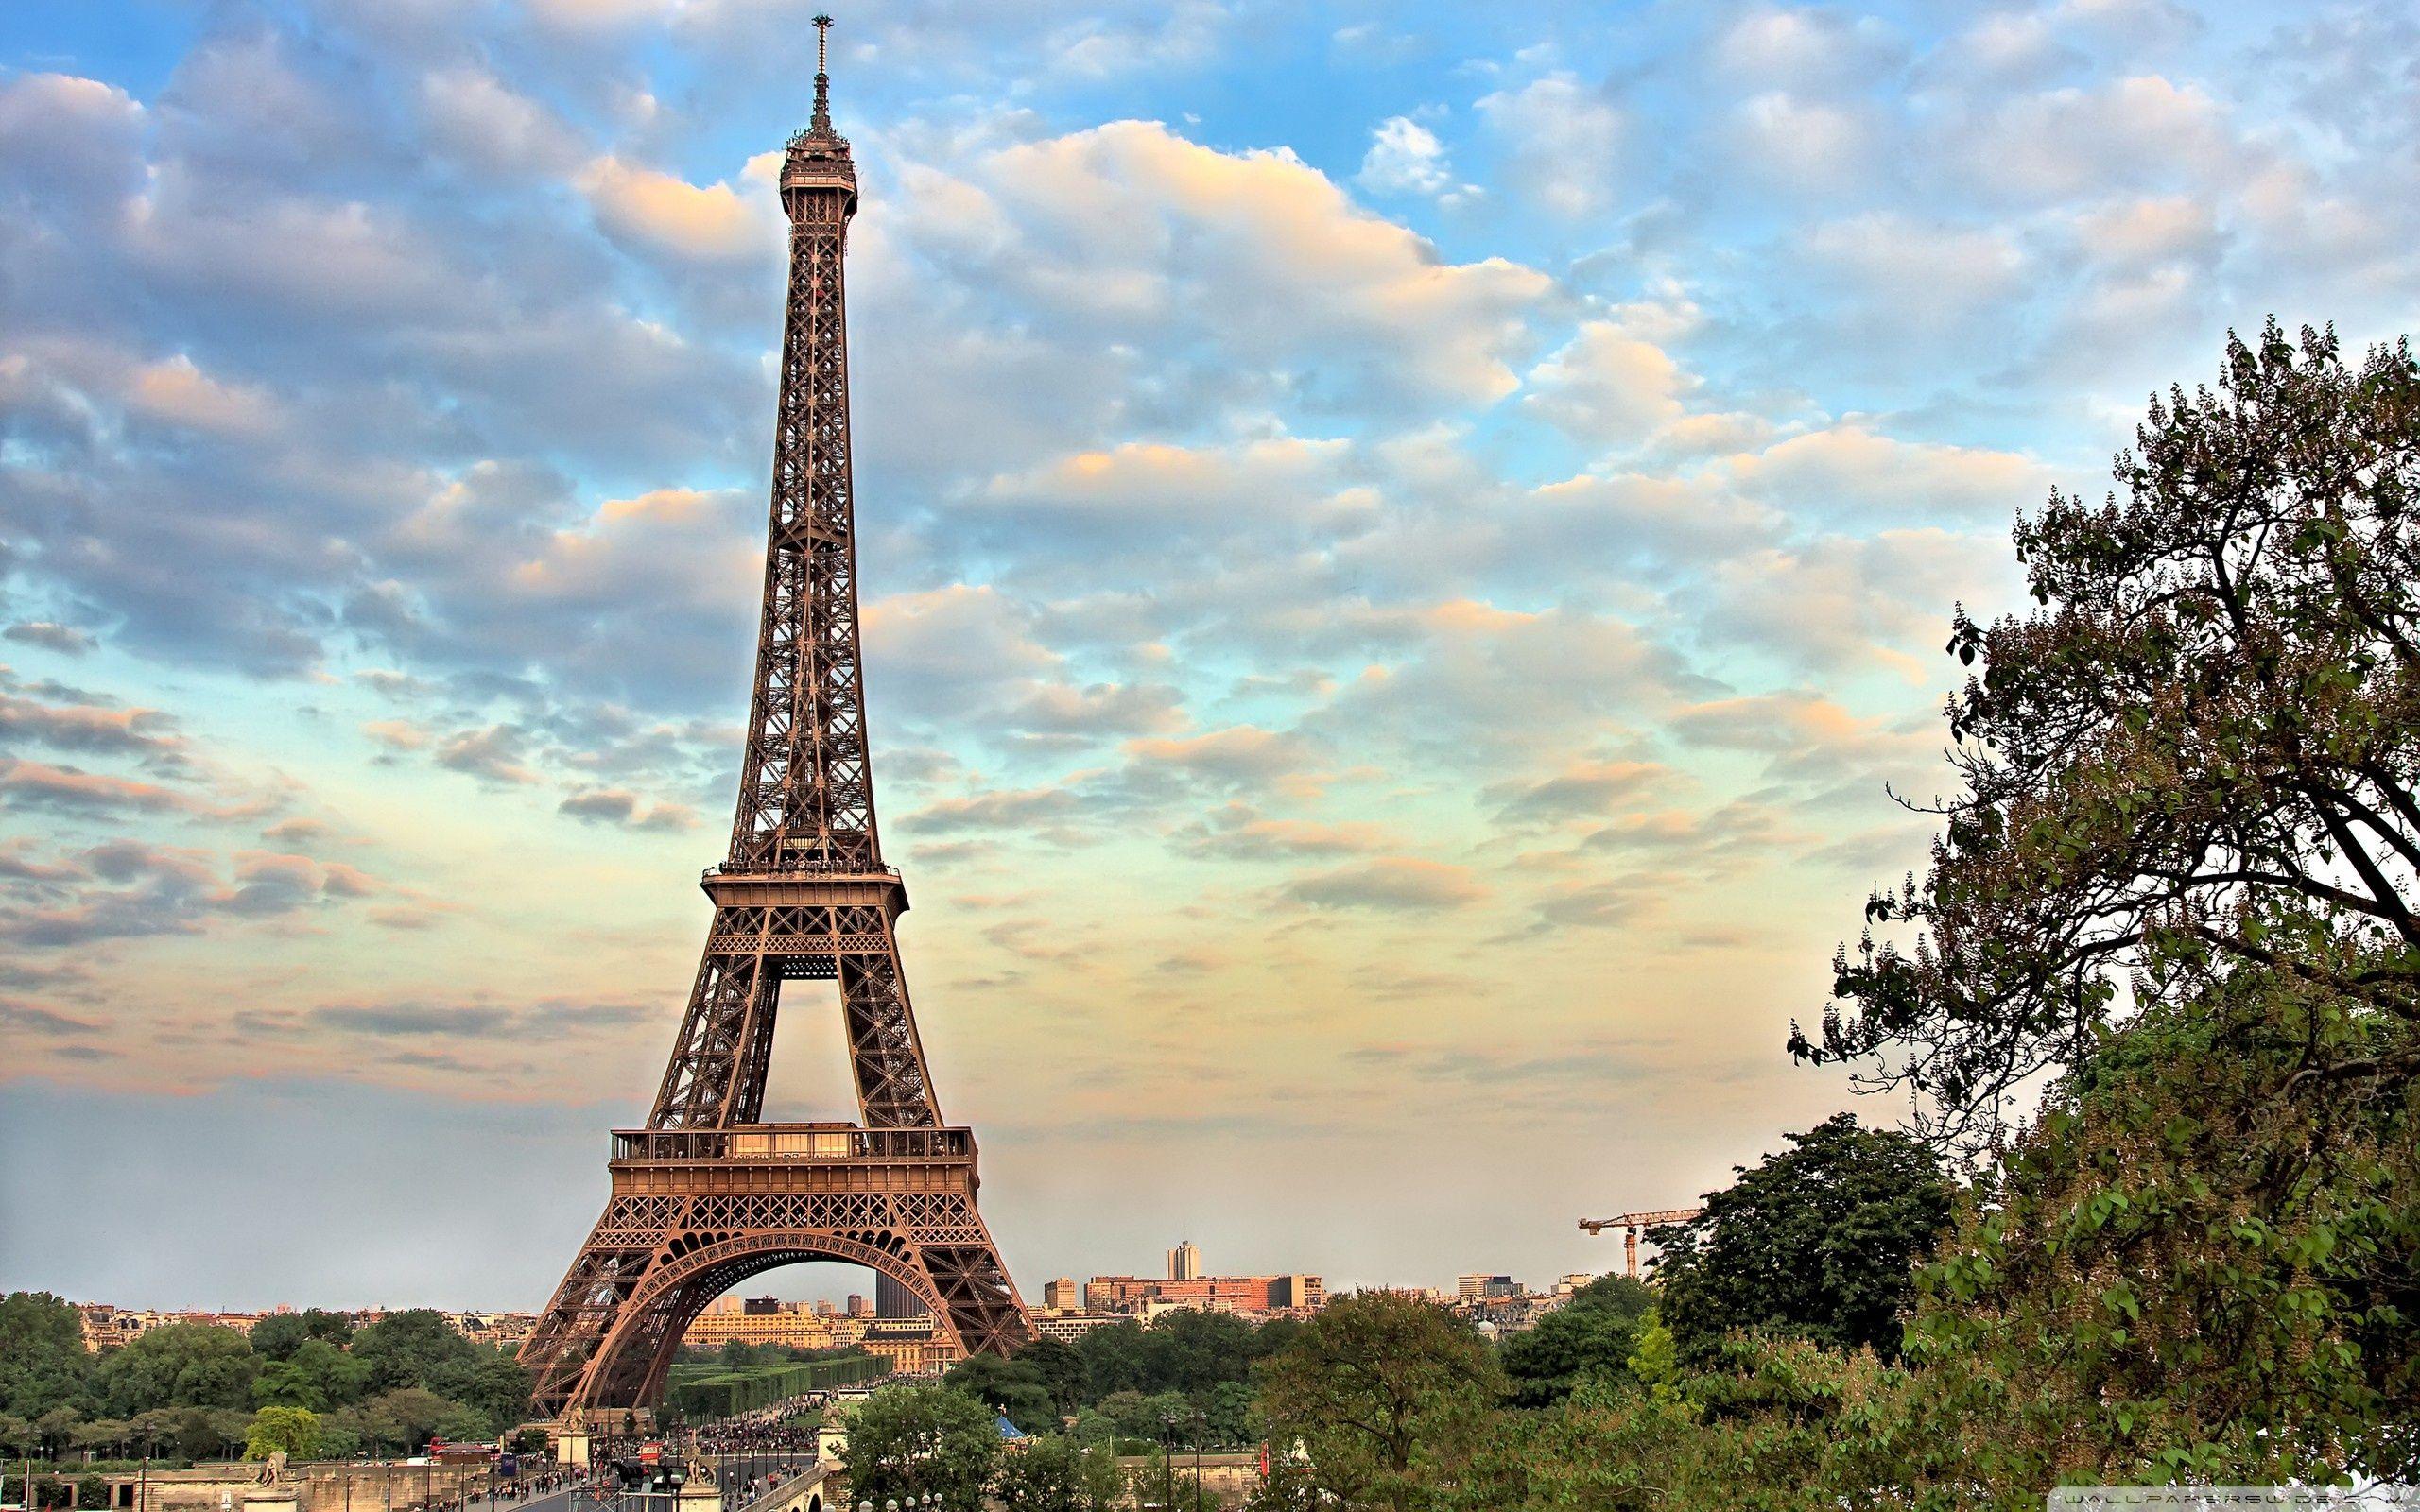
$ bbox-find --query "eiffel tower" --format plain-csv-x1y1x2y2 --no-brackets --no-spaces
518,19,1030,1419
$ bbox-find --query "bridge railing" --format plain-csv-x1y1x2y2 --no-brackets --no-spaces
612,1126,975,1163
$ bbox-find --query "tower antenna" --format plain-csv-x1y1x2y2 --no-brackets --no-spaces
812,14,834,130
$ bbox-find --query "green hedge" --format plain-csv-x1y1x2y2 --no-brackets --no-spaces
664,1357,886,1418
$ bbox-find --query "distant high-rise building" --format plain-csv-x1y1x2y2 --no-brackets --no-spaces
1167,1239,1202,1280
1458,1274,1516,1301
875,1273,929,1319
742,1296,779,1315
846,1294,872,1317
1042,1278,1080,1311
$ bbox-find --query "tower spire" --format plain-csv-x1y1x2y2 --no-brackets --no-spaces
812,14,833,131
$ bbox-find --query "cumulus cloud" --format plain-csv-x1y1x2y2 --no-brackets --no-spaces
910,120,1553,411
1723,425,2053,523
578,155,769,263
1523,321,1692,446
1478,73,1628,219
1357,115,1457,198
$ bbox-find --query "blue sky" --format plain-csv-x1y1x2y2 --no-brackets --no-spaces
2,0,2415,1310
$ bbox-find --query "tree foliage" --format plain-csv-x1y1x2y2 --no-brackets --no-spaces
1651,1113,1954,1363
987,1434,1124,1512
1903,972,2418,1487
243,1407,320,1461
1804,322,2420,1152
1254,1292,1500,1512
840,1384,1000,1508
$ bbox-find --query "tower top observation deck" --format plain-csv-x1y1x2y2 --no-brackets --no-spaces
783,15,856,213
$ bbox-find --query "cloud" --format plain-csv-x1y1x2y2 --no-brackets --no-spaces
433,724,539,785
1357,115,1456,198
124,354,279,437
1123,726,1323,790
921,119,1553,411
419,67,582,178
1723,425,2053,523
0,759,199,816
1523,321,1692,446
1713,8,1904,90
1478,74,1627,219
1178,809,1398,860
578,155,767,263
1486,759,1669,826
1282,856,1487,912
3,624,96,656
558,787,700,830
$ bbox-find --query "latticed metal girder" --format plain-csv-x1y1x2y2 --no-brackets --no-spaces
518,50,1028,1421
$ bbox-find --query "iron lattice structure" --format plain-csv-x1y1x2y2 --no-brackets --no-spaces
519,26,1030,1419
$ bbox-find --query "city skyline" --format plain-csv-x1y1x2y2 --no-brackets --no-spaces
7,0,2418,1313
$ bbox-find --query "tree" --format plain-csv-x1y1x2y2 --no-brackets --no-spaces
252,1341,370,1413
1651,1113,1954,1364
431,1403,493,1445
1070,1322,1149,1397
1016,1336,1089,1416
244,1408,321,1461
95,1326,257,1417
1497,1302,1648,1409
942,1354,1054,1435
840,1385,999,1507
349,1389,452,1454
1253,1292,1501,1512
987,1434,1123,1512
1903,973,2418,1488
247,1313,353,1365
1564,1273,1652,1322
350,1314,475,1398
0,1295,93,1422
1803,322,2420,1155
1201,1381,1255,1447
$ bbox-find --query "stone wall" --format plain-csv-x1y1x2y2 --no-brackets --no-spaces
102,1463,501,1512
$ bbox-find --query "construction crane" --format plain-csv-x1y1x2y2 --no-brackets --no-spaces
1578,1208,1703,1279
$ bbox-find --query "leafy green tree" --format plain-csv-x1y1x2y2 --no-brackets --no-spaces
0,1295,94,1421
1497,1302,1648,1409
1253,1292,1501,1512
1904,974,2418,1489
1017,1337,1089,1416
252,1341,370,1413
1804,321,2420,1154
1652,1113,1954,1364
840,1385,998,1507
1623,1316,1678,1404
442,1352,531,1433
95,1325,257,1417
33,1407,81,1461
942,1354,1053,1434
314,1419,362,1460
1564,1274,1652,1322
431,1404,493,1445
1201,1381,1254,1447
350,1314,475,1397
987,1434,1123,1512
1454,1342,1924,1512
244,1407,321,1460
247,1313,354,1365
173,1408,219,1461
1071,1324,1149,1399
72,1419,132,1457
0,1415,31,1456
350,1389,452,1454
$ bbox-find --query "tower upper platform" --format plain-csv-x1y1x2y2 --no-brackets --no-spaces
782,15,856,215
